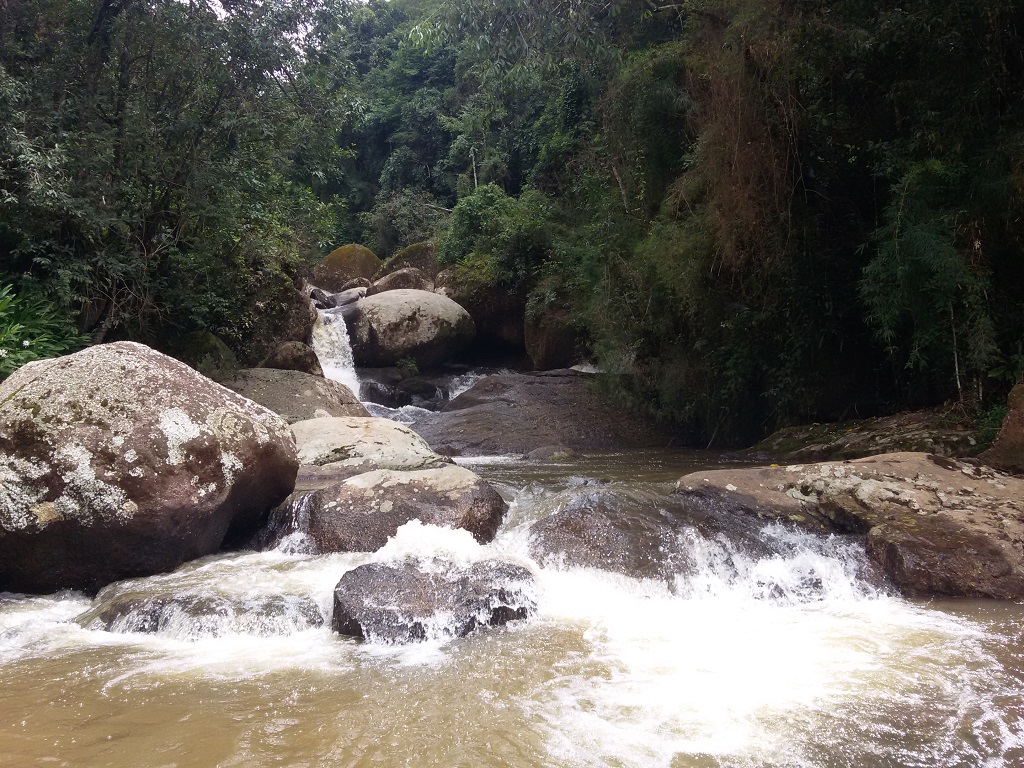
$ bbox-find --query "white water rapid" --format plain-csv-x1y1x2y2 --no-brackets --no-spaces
0,452,1022,767
310,308,362,398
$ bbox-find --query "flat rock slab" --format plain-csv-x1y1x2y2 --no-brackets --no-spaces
290,416,450,479
675,452,1024,598
221,368,368,424
746,410,984,463
409,370,671,456
332,559,536,644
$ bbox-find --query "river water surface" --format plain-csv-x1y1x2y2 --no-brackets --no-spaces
1,451,1022,767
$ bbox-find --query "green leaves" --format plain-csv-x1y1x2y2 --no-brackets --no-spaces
0,284,85,380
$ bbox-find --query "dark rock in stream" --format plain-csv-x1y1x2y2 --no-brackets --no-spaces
332,560,536,644
77,591,324,638
408,370,672,456
529,485,773,582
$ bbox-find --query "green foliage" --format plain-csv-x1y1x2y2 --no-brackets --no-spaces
440,184,552,286
0,285,85,380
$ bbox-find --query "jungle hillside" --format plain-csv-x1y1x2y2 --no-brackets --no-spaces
2,0,1023,446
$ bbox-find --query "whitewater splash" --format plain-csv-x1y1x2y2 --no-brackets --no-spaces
311,308,361,398
0,455,1021,767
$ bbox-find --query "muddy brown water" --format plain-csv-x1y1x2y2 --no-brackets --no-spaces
1,450,1022,767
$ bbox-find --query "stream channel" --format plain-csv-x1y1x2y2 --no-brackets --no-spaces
0,310,1022,767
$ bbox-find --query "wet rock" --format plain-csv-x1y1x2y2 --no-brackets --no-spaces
361,380,413,409
981,382,1024,474
0,342,298,594
350,289,475,369
330,287,366,309
257,465,507,554
409,370,671,456
675,452,1024,598
312,244,382,293
310,287,333,309
221,368,369,424
366,267,433,297
260,341,324,377
529,485,770,581
525,445,576,462
78,590,324,637
332,559,536,644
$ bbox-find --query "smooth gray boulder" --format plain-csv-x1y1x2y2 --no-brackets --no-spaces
332,559,536,644
350,289,475,369
221,368,369,424
366,267,434,297
0,342,298,594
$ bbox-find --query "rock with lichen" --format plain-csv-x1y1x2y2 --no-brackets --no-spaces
0,341,298,594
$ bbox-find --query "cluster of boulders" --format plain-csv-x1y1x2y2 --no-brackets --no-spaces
0,341,533,644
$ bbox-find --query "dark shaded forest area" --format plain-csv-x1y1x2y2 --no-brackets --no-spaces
2,0,1024,445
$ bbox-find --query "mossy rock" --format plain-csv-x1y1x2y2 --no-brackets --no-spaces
165,331,238,381
313,244,382,292
376,241,439,280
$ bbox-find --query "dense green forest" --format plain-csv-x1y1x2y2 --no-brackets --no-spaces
2,0,1023,445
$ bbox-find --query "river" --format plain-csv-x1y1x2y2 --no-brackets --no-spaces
1,449,1022,767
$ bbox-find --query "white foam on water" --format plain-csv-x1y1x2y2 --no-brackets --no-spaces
311,308,361,398
363,402,435,424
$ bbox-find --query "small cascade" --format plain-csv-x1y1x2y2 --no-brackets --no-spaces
311,308,361,398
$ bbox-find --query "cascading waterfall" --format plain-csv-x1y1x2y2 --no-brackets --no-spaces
310,307,362,399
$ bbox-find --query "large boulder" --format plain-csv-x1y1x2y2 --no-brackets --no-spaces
375,241,441,280
254,465,507,554
312,245,382,293
350,289,475,369
674,452,1024,598
239,285,319,366
365,267,434,297
221,368,368,424
0,342,298,594
290,416,451,483
980,382,1024,474
409,370,671,456
332,559,536,644
259,341,323,377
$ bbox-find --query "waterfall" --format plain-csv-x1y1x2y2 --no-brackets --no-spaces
311,308,361,400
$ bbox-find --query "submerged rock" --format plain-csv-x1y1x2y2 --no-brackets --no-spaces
332,559,536,644
78,590,324,638
221,368,368,424
349,289,475,369
255,465,507,554
409,370,670,456
675,452,1024,598
0,342,298,594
